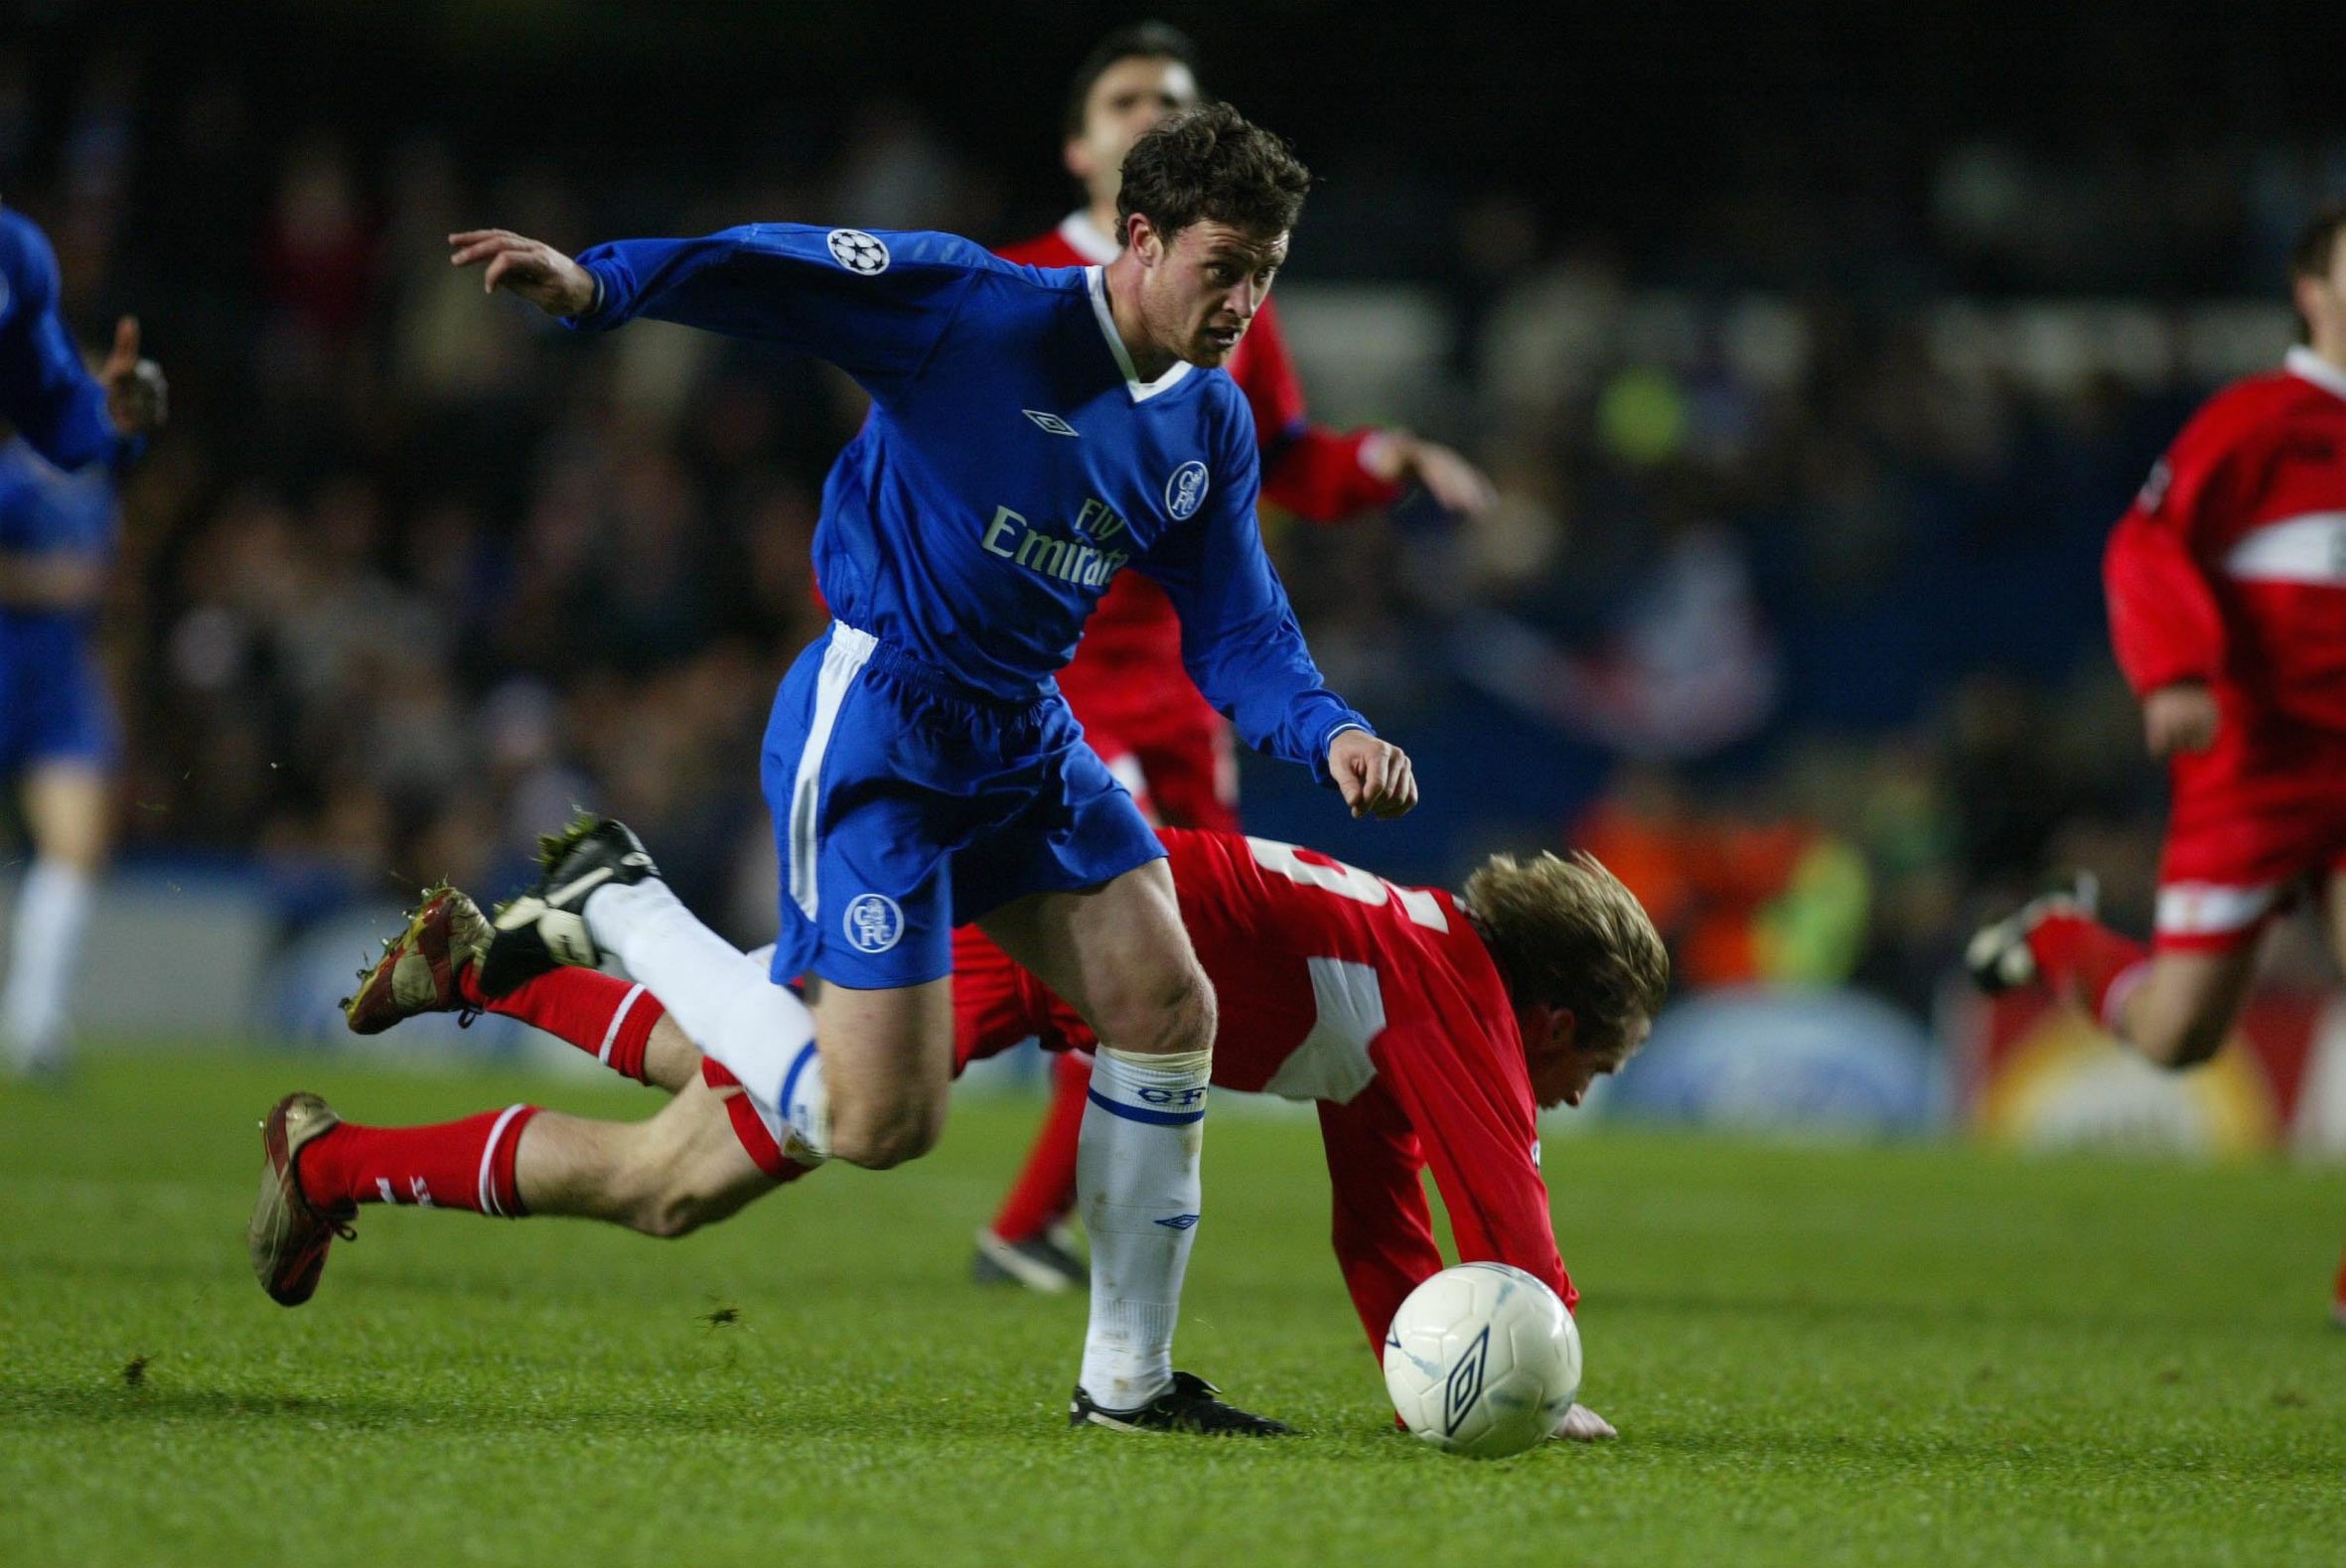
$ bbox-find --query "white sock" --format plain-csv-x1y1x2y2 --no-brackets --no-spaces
3,860,94,1067
584,880,829,1158
1078,1045,1210,1409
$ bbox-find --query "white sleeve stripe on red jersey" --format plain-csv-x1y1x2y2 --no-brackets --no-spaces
2155,880,2282,936
1258,955,1386,1105
2223,511,2346,585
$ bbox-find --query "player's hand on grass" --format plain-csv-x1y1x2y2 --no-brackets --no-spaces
2142,681,2219,758
1553,1403,1618,1442
1367,430,1497,515
100,317,167,436
1329,730,1417,819
450,229,599,317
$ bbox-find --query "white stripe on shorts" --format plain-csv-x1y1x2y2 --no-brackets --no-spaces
2224,511,2346,586
790,624,879,922
2154,880,2280,936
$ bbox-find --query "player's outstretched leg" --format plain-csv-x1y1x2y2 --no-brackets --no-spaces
983,863,1295,1437
485,814,836,1163
347,882,695,1091
1970,878,2257,1069
246,1074,780,1306
972,1048,1089,1293
1,763,107,1077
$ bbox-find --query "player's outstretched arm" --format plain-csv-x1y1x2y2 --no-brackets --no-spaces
98,316,166,438
1363,430,1497,515
1328,729,1417,820
449,229,598,316
2142,680,2220,758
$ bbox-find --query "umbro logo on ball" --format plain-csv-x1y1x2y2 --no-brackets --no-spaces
827,228,891,275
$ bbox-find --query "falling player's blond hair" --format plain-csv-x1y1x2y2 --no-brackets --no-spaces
1461,850,1669,1058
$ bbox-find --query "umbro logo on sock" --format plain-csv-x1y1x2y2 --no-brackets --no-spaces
1154,1213,1201,1230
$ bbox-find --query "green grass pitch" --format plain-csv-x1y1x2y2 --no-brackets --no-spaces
3,1054,2344,1566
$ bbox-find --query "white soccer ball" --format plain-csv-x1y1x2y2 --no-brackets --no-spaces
1384,1262,1580,1459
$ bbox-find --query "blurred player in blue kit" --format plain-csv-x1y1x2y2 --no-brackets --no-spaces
0,203,166,1076
253,104,1415,1434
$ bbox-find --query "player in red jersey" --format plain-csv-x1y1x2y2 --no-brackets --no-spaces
255,826,1662,1438
974,24,1500,1288
1966,204,2346,1323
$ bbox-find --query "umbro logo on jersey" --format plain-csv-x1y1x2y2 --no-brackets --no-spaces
1023,409,1080,437
826,228,890,275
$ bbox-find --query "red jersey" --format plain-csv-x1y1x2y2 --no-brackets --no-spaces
995,214,1402,755
2106,348,2346,737
953,827,1572,1354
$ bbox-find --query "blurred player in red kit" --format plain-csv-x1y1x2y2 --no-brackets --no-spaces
266,826,1661,1439
1967,203,2346,1325
977,23,1499,1289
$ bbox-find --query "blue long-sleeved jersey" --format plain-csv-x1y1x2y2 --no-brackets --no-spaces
0,436,116,561
0,208,121,473
569,223,1369,784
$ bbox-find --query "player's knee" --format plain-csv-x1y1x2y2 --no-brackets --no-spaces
827,1097,946,1170
2155,1016,2229,1070
2132,1007,2229,1070
636,1192,707,1239
1094,962,1216,1058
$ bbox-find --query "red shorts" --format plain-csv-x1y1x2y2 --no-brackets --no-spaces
949,926,1093,1071
1082,709,1240,833
2155,719,2346,952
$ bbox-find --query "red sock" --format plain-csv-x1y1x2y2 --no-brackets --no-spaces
463,965,664,1083
700,1059,813,1185
990,1049,1089,1243
2334,1243,2346,1311
298,1105,541,1216
2026,913,2150,1029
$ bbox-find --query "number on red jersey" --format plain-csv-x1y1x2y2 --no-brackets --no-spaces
1245,837,1449,932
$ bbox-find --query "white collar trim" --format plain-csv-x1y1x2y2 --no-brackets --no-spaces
1086,267,1192,403
2279,347,2346,402
2285,346,2346,403
1058,210,1120,265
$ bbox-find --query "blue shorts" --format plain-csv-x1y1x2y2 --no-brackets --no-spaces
763,623,1164,989
0,610,117,777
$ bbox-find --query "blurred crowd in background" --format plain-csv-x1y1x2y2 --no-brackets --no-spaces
9,3,2346,1023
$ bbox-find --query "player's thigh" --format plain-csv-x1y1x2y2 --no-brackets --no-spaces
809,974,956,1127
977,859,1211,1055
19,761,108,869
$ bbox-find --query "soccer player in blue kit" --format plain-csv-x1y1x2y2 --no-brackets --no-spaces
414,106,1415,1432
0,203,166,1076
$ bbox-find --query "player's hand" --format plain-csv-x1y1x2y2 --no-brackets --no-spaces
450,229,599,317
1368,430,1497,515
1552,1403,1618,1442
100,316,167,437
2143,682,2219,758
1329,730,1417,819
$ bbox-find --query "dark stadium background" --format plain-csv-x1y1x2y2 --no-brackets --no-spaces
7,0,2346,1070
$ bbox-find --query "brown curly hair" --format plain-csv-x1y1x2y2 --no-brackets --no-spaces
1116,102,1311,246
